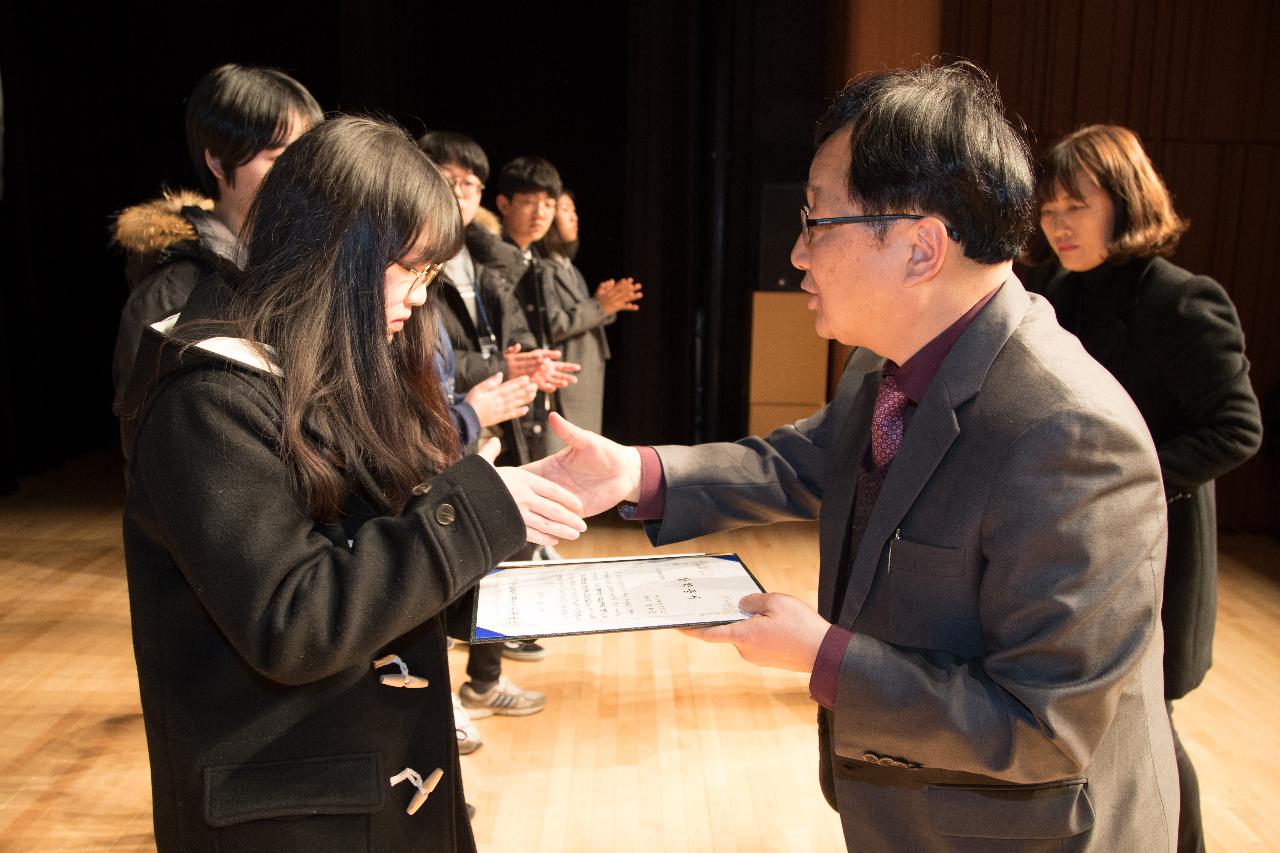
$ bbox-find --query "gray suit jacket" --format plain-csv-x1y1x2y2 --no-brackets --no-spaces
542,254,614,448
648,278,1179,851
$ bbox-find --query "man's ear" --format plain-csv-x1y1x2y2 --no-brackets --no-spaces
902,217,948,288
204,149,228,183
495,194,510,217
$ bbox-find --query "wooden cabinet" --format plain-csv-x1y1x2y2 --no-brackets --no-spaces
747,291,829,435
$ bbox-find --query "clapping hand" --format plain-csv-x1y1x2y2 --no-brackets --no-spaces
504,343,581,392
478,437,587,546
463,373,536,427
595,277,643,314
522,413,643,518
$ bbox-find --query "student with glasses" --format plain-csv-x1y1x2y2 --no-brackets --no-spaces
119,116,585,851
417,130,558,719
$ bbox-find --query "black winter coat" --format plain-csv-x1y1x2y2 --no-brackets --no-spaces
437,259,536,466
1026,255,1262,699
111,194,240,413
437,261,536,392
464,226,559,458
119,280,527,851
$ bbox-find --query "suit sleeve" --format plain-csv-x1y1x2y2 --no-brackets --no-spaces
830,403,1166,783
644,354,870,544
135,373,527,686
1150,274,1262,493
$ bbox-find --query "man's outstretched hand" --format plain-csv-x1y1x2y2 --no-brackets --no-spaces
523,413,643,517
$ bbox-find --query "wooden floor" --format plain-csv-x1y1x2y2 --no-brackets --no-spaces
1,454,1277,852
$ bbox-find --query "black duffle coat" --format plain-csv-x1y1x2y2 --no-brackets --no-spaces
119,282,526,851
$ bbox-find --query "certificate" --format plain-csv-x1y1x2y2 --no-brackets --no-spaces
469,553,765,642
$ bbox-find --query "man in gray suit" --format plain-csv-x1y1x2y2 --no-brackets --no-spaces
529,62,1179,851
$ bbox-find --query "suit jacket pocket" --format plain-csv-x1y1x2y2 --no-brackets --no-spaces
889,538,963,577
857,538,981,656
204,751,385,828
926,778,1094,840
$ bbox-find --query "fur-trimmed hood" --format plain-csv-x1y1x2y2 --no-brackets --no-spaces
113,189,214,257
471,205,502,236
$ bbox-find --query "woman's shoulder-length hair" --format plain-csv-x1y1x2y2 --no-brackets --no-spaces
1038,123,1188,263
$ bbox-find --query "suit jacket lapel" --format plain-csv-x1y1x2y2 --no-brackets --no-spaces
836,387,960,625
818,364,880,619
835,277,1031,625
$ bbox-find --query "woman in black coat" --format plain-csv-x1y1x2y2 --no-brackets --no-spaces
1026,124,1262,853
119,116,585,852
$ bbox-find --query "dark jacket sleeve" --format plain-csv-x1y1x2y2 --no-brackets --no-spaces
450,349,501,393
133,370,526,685
438,290,503,393
450,400,482,446
1148,270,1262,493
112,257,205,404
483,267,537,350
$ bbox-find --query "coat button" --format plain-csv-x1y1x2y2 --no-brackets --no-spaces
862,752,879,763
434,503,456,525
412,483,432,496
877,757,897,766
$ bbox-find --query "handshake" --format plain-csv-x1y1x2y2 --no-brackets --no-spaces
480,413,641,547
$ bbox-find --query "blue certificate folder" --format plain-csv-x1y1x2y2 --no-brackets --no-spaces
469,552,766,643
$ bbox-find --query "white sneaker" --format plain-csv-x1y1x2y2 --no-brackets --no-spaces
459,676,547,717
452,692,483,754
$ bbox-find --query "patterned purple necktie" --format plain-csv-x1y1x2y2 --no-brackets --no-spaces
870,374,910,469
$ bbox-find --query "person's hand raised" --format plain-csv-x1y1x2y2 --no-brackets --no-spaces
463,373,536,427
504,343,581,392
595,277,643,314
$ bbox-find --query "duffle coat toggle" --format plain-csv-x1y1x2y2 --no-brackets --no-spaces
390,766,444,815
374,654,429,688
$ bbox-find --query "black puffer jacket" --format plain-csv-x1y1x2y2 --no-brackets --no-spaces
111,190,240,412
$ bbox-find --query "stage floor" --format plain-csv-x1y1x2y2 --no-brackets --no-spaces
2,454,1276,851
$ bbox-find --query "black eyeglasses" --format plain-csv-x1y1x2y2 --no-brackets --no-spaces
800,205,960,244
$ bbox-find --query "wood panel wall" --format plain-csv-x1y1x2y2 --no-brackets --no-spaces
940,0,1280,532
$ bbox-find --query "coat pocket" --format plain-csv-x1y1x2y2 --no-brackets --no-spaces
887,538,964,577
204,751,385,828
926,777,1094,840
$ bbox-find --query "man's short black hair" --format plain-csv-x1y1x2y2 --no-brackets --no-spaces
814,61,1034,264
496,155,562,200
185,64,323,199
417,130,490,184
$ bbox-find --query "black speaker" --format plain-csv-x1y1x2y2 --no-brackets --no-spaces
757,182,806,290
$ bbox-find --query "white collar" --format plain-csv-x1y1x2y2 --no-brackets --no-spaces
151,314,283,377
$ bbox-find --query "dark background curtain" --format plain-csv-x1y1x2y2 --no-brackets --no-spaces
0,0,827,484
941,0,1280,532
1,0,1274,535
